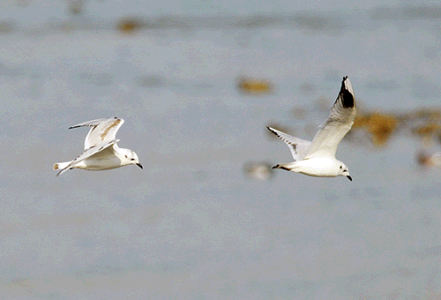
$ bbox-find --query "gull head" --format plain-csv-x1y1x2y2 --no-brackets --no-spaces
121,149,143,169
338,163,352,181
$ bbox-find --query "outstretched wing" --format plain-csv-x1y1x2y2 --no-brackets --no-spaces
69,117,124,149
305,76,356,159
267,127,312,161
57,139,119,176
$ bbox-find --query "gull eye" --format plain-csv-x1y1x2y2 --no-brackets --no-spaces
131,158,135,161
125,155,128,158
340,166,342,169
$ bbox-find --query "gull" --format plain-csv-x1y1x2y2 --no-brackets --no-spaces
53,117,143,176
268,76,356,181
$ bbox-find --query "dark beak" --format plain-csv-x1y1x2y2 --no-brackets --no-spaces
347,175,352,181
137,163,143,169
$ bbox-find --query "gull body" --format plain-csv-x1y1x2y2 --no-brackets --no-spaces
53,117,143,176
268,76,356,181
278,157,348,178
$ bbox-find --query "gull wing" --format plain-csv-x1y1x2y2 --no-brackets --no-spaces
305,76,356,159
57,139,119,176
69,117,124,149
267,127,312,161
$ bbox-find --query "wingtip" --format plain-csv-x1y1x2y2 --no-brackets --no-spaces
342,76,353,91
273,164,291,171
56,168,69,176
340,76,355,108
267,126,277,135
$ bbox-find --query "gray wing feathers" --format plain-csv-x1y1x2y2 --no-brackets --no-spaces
57,139,119,176
305,76,356,159
267,127,312,161
69,117,124,149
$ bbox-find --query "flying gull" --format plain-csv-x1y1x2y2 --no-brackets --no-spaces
54,117,143,176
268,76,356,181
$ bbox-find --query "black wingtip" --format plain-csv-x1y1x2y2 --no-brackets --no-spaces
340,76,354,108
267,126,277,136
273,164,291,171
347,175,352,181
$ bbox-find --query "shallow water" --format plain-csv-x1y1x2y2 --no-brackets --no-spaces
1,1,441,299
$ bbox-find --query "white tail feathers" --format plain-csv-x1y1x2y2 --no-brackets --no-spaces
53,161,71,170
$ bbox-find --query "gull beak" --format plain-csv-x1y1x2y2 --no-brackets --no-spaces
347,175,352,181
137,163,143,169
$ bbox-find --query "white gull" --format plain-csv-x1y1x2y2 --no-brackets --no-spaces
268,76,356,181
53,117,143,176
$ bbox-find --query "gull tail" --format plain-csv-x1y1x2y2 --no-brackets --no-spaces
272,163,296,171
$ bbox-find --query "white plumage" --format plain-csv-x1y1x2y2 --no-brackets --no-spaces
54,117,143,176
268,76,356,181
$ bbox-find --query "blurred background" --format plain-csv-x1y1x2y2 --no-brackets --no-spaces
1,0,441,299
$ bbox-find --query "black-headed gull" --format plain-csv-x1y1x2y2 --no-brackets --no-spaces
54,117,143,176
268,76,356,181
